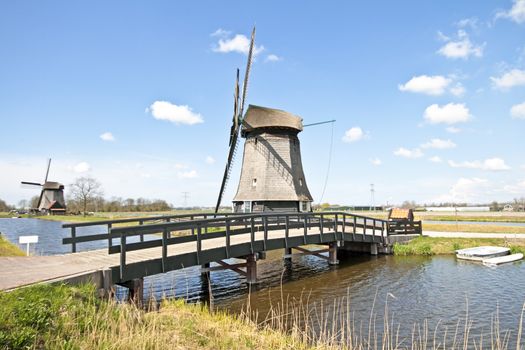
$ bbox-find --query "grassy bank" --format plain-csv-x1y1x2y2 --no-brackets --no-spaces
393,236,525,256
0,284,313,350
0,235,24,257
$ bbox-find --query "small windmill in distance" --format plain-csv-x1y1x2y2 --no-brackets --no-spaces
21,158,67,215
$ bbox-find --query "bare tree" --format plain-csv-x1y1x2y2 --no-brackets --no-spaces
69,177,103,216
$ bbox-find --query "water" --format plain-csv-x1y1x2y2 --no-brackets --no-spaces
2,218,525,344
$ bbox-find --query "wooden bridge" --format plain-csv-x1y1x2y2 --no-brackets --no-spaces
0,212,421,298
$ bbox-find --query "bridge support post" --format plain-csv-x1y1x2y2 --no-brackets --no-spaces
125,278,144,306
283,248,292,261
328,242,339,265
246,254,257,284
370,243,378,256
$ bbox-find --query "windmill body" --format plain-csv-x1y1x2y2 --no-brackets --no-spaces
232,105,313,213
21,159,67,215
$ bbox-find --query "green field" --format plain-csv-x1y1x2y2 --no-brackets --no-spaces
0,235,24,257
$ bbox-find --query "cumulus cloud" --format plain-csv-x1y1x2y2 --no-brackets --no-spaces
265,54,282,62
424,103,471,125
342,127,366,143
457,17,479,29
421,138,457,149
205,156,215,164
450,83,466,97
393,147,424,159
437,30,484,59
212,30,264,56
148,101,203,125
177,170,198,179
434,177,489,203
495,0,525,24
398,75,452,95
429,156,443,163
448,157,511,171
99,132,115,142
370,158,382,166
503,179,525,194
72,162,90,173
491,69,525,90
511,102,525,119
446,126,461,133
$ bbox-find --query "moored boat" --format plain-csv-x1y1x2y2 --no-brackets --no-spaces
483,253,523,266
456,246,510,261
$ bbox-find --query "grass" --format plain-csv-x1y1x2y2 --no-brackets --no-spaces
0,284,314,350
393,236,525,256
0,235,24,257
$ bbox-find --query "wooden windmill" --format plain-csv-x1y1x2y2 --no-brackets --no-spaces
215,28,314,213
21,159,66,214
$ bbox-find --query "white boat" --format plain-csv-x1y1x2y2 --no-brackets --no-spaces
483,253,523,266
456,246,510,261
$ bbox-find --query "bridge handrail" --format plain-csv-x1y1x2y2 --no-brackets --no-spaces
61,211,421,253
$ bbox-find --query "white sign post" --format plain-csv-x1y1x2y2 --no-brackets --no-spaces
19,235,38,256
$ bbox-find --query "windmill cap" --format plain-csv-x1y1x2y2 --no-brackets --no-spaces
242,105,303,132
43,181,64,190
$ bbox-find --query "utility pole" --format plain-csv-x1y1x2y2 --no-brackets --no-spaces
370,184,375,211
182,192,189,207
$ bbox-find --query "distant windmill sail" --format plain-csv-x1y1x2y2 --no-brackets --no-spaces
215,26,256,213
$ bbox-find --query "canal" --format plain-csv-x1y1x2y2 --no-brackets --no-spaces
1,218,524,345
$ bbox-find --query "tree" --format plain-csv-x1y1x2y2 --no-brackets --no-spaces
0,198,11,212
69,177,103,216
30,195,40,209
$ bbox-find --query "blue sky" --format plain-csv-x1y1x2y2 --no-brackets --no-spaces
1,1,524,207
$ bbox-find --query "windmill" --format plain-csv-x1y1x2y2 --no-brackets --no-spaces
214,27,314,213
21,159,66,215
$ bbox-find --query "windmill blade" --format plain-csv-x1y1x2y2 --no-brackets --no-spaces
44,158,51,183
21,181,43,187
214,27,256,213
238,26,255,123
303,119,336,127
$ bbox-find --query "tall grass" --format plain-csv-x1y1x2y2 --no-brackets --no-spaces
2,282,525,349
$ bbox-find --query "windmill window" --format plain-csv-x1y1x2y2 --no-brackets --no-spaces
299,178,303,186
254,137,258,145
252,178,257,187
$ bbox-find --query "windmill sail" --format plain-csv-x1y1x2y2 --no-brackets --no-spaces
214,27,256,213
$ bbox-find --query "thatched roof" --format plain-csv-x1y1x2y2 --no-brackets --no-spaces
42,182,64,190
242,105,303,133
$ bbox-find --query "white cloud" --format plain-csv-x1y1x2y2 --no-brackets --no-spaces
174,163,189,170
370,158,382,166
429,156,443,163
446,126,461,133
265,54,282,62
177,170,198,179
511,102,525,119
424,103,471,125
398,75,451,95
437,30,484,59
205,156,215,164
99,132,115,142
148,101,203,125
491,69,525,90
342,127,366,143
213,33,264,56
434,177,489,203
72,162,90,173
393,147,424,159
496,0,525,24
421,138,456,149
210,28,231,38
450,83,466,97
503,179,525,194
448,157,511,171
457,17,479,29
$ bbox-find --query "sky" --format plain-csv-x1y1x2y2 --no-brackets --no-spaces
0,1,524,207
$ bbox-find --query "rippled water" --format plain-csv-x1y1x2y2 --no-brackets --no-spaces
424,220,525,227
2,218,525,344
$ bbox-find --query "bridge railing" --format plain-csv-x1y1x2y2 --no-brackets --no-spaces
62,211,422,254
